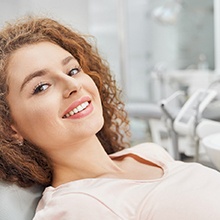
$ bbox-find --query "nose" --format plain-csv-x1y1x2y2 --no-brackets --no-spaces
62,75,82,98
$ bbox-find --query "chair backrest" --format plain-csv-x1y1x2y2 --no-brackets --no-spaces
0,181,43,220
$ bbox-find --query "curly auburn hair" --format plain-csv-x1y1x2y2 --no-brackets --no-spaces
0,16,130,187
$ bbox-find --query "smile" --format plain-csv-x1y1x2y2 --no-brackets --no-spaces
63,101,89,118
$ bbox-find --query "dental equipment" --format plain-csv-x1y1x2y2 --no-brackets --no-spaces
160,90,185,160
197,119,220,170
173,89,217,161
174,89,217,136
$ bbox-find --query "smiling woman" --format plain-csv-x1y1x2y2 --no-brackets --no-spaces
0,16,129,188
1,16,220,220
7,42,105,158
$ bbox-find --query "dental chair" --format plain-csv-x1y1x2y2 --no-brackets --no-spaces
196,119,220,171
0,181,43,220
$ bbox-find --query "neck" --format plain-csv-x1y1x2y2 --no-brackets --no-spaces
50,136,122,187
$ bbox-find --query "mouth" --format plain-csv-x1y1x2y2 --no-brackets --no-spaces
62,101,90,118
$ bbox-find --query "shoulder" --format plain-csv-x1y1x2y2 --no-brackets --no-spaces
111,142,174,163
34,190,122,220
132,142,174,162
131,142,167,152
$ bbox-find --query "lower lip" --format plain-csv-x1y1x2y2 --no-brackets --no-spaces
65,102,94,119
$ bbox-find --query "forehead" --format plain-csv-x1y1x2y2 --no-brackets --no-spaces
6,42,72,84
9,41,71,68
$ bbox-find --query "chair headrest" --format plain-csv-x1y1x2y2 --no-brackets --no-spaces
0,181,43,220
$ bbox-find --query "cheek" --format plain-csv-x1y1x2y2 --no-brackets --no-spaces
13,100,50,121
10,99,57,139
15,110,61,148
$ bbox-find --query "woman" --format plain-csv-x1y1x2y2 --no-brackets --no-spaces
0,16,220,220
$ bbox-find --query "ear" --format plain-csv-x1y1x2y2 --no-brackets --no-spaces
10,124,24,143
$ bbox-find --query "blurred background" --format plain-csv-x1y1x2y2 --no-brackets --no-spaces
2,0,220,168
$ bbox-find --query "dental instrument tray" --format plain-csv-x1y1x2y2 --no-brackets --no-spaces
174,89,217,136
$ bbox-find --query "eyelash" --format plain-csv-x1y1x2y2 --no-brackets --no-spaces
32,66,82,95
32,82,50,95
68,66,81,76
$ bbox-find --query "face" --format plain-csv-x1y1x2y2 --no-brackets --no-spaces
6,42,104,153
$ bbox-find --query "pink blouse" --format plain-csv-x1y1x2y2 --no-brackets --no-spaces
33,143,220,219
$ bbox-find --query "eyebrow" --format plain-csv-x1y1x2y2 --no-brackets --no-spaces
62,56,74,65
20,70,47,92
20,56,75,92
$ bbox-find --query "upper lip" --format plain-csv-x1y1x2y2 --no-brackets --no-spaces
62,96,91,118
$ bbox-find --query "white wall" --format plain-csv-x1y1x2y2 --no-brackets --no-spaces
0,0,89,33
88,0,121,85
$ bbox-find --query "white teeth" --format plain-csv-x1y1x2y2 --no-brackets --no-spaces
73,108,78,114
64,101,89,118
77,105,83,111
81,102,88,108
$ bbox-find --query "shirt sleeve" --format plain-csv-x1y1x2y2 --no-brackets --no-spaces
33,192,123,220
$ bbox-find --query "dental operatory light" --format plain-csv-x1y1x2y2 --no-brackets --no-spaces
152,0,183,25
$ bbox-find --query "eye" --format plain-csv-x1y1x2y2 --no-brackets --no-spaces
32,83,50,95
68,67,81,77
